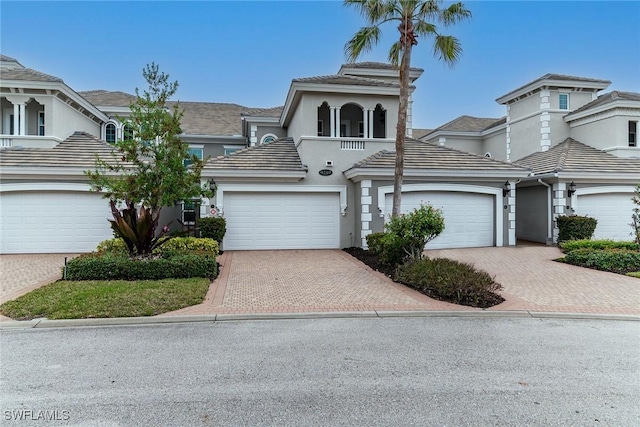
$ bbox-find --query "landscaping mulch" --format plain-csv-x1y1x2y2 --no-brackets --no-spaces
343,247,504,309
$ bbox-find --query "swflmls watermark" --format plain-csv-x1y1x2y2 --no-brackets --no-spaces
3,409,70,421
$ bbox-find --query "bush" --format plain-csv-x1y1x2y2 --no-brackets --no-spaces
556,215,597,242
365,232,386,255
365,232,404,267
65,252,218,281
559,239,639,253
385,204,445,262
199,217,226,243
563,249,640,274
395,258,503,307
97,237,219,256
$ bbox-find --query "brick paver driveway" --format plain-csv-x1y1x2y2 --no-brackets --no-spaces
427,246,640,315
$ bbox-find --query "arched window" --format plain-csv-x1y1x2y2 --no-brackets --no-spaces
105,123,117,144
260,134,278,145
122,123,134,141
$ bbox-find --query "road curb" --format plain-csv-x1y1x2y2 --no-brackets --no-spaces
1,310,638,330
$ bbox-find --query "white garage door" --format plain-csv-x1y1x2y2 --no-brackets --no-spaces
1,191,113,254
575,192,634,241
223,192,340,250
385,191,495,249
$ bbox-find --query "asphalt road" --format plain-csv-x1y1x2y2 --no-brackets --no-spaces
1,317,638,426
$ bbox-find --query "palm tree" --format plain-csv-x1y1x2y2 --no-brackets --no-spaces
344,0,471,217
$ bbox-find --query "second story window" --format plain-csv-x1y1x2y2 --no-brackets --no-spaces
184,145,204,166
38,112,45,136
630,121,637,147
559,93,569,110
105,123,116,144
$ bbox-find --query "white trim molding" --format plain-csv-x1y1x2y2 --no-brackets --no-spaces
214,184,348,217
0,182,95,193
377,183,504,247
570,185,636,207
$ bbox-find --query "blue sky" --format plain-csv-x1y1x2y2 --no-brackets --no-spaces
2,1,639,129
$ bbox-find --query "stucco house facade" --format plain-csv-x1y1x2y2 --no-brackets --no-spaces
1,54,638,253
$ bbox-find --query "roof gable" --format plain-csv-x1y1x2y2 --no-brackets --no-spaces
205,137,305,172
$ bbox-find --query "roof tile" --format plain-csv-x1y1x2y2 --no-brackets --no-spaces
204,137,305,172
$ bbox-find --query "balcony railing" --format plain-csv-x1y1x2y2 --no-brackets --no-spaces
0,138,12,148
0,135,61,148
340,139,366,150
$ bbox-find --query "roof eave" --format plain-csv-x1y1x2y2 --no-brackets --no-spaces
496,78,611,105
565,100,640,122
344,167,531,180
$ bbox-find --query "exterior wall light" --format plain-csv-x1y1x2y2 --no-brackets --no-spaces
502,181,511,198
567,181,577,198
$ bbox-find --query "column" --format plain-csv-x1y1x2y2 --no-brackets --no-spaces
13,103,19,135
551,182,567,243
368,109,374,138
360,180,373,248
19,103,26,136
507,181,516,246
330,107,336,138
335,107,341,137
363,109,369,138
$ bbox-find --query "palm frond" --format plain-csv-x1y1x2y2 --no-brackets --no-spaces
433,34,462,66
344,0,390,24
440,2,472,25
345,26,382,62
414,19,437,36
387,41,402,65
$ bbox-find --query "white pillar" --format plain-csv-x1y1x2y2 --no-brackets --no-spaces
360,180,373,248
19,103,26,135
335,107,341,137
363,109,369,138
368,110,374,138
12,103,19,135
330,107,336,138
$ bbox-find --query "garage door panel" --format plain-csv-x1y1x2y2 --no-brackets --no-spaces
575,193,634,241
385,191,495,249
223,192,340,250
1,191,113,254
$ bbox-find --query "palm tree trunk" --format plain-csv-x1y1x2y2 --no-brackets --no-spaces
392,41,412,217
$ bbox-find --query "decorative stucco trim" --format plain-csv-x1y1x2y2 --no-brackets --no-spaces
0,182,94,193
360,180,372,247
214,184,347,217
567,107,640,127
570,185,635,206
377,183,503,247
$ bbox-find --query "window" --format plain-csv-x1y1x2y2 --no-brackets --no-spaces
224,146,242,155
260,134,277,145
559,93,569,110
317,120,324,136
105,123,117,144
123,124,134,141
182,200,199,226
184,146,204,166
358,121,364,138
630,121,637,147
38,112,45,136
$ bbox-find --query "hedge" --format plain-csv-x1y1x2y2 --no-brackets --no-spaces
559,239,639,253
65,253,218,281
97,237,219,256
199,217,226,243
563,249,640,274
556,215,597,242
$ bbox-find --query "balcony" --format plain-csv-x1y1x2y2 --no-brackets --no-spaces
0,135,62,149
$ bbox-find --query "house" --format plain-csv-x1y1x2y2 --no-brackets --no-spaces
1,54,637,254
421,74,640,243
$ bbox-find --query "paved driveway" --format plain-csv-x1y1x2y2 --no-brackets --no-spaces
427,246,640,315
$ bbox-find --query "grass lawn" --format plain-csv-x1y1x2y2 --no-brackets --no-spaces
628,272,640,278
0,278,211,320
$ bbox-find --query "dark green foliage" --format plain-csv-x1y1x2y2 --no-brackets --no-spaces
631,184,640,247
366,232,404,267
563,249,640,274
395,258,503,307
559,239,639,253
556,215,598,242
365,232,386,255
199,217,227,243
386,204,445,261
65,253,218,281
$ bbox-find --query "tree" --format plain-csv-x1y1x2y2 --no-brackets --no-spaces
86,63,213,255
344,0,471,217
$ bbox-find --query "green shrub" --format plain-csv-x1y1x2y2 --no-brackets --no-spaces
395,258,502,306
559,239,639,253
563,249,640,274
556,215,597,242
65,252,218,281
199,217,226,243
97,237,218,256
365,232,387,255
386,204,445,262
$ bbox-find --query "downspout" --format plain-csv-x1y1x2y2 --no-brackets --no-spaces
537,179,553,244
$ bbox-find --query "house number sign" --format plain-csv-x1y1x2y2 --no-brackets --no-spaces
319,169,333,176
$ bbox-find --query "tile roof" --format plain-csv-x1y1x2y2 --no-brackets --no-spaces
0,131,118,169
431,115,504,133
566,91,640,117
0,54,18,62
292,74,399,88
79,90,282,136
497,73,611,103
350,139,530,172
341,62,423,72
411,128,434,139
0,67,63,83
204,137,305,172
514,138,640,175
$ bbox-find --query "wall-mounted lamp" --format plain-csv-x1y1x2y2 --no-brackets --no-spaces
502,181,511,198
567,181,577,198
208,179,217,192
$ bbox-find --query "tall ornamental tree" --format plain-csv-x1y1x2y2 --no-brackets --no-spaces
344,0,471,217
86,63,212,255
